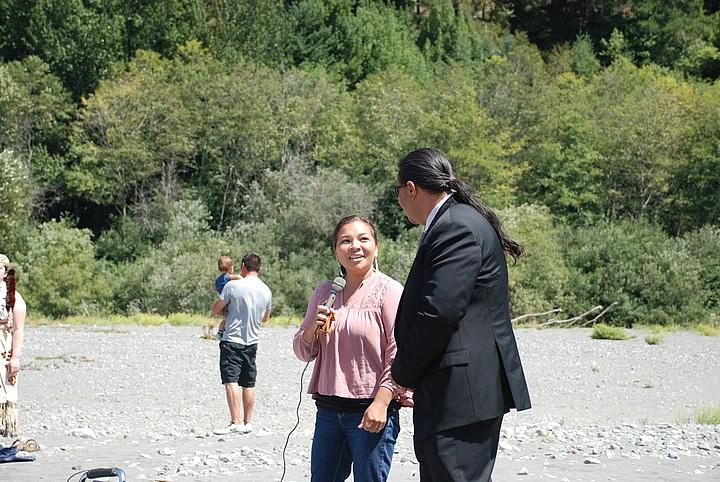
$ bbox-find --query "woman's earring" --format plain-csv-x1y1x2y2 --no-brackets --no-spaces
337,264,347,278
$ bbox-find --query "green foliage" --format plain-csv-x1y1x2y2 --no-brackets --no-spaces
16,219,111,317
696,404,720,425
417,0,497,64
501,204,571,316
289,0,429,85
591,323,629,340
507,0,718,78
378,226,423,286
515,72,605,224
68,49,196,212
0,57,73,157
0,0,126,99
696,324,719,337
0,150,31,248
1,0,719,324
476,40,551,137
114,199,221,315
666,83,720,232
680,226,720,310
95,215,154,263
243,166,374,254
547,35,601,78
621,0,719,76
644,333,663,345
0,57,74,206
424,63,518,207
564,221,709,326
517,59,694,224
264,249,332,317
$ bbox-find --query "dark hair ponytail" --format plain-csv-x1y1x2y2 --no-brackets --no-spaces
399,148,523,261
450,179,523,261
6,269,15,309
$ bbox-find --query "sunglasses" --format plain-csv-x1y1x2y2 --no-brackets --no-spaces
392,184,405,197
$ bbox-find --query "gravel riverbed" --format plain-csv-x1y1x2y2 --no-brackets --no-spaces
1,325,718,481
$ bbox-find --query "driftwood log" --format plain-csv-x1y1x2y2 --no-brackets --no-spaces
511,309,563,324
512,303,618,327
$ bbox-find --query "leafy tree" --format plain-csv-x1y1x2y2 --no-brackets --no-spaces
501,0,622,51
515,72,605,224
243,165,374,254
591,60,693,221
475,40,551,142
328,67,428,184
16,219,111,317
203,0,294,65
503,0,719,78
547,35,601,78
290,0,428,85
423,63,518,208
0,0,126,99
416,0,499,64
621,0,719,76
681,226,720,311
0,150,31,249
0,57,74,206
122,0,207,59
665,81,720,232
68,49,195,214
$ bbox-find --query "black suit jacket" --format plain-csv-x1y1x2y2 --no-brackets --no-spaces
391,196,531,438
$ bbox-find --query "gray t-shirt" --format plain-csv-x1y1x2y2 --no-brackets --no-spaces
220,275,272,345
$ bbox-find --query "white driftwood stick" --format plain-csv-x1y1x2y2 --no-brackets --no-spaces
512,309,563,323
580,301,619,327
540,305,603,327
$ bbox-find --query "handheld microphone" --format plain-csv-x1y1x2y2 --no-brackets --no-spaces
319,277,346,333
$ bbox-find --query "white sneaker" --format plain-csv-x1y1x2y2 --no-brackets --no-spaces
239,423,253,434
213,423,244,435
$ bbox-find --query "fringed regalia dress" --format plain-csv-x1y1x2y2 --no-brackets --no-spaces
0,281,19,436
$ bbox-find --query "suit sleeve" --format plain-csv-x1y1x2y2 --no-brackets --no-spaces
392,219,483,388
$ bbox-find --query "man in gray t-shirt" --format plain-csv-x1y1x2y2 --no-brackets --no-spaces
211,252,272,435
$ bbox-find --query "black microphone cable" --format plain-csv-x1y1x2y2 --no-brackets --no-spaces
280,358,312,482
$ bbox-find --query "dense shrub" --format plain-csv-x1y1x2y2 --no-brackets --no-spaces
681,226,720,311
563,221,708,326
378,226,423,287
591,323,629,340
114,200,226,315
15,219,111,317
500,204,572,316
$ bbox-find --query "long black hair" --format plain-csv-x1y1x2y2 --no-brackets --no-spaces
398,147,523,261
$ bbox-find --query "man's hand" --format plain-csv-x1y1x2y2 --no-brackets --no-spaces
390,374,414,393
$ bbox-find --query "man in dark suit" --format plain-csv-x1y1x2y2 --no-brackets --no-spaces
390,148,531,481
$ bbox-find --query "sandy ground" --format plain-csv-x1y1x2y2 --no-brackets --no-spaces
1,325,719,481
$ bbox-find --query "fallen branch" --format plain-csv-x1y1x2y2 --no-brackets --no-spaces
511,309,563,323
580,301,618,327
540,305,603,327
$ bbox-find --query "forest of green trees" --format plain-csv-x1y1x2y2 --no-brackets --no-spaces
1,0,719,326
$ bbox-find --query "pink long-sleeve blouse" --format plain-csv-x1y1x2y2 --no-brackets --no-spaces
293,271,409,402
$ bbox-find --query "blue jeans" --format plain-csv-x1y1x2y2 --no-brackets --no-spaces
311,406,400,482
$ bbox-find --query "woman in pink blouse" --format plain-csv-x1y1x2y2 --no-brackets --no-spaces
293,215,408,482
